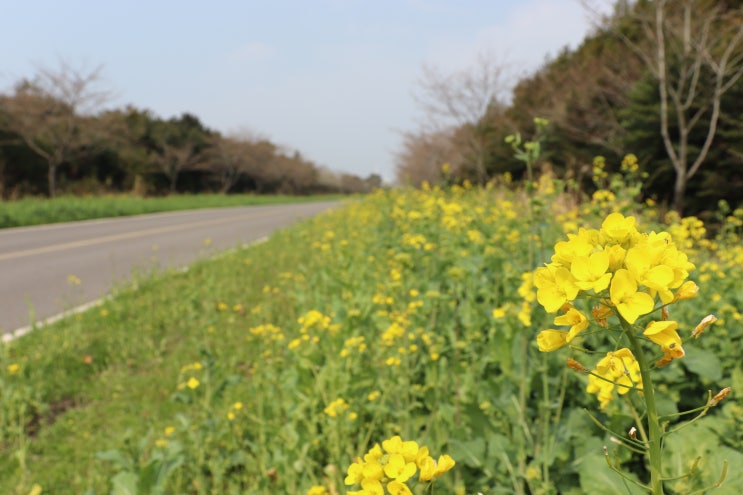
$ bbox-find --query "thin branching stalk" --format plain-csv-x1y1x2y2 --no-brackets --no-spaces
623,319,664,495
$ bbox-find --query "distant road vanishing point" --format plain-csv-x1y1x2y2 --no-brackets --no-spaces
0,201,338,336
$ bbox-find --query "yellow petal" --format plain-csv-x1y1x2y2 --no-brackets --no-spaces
536,329,569,352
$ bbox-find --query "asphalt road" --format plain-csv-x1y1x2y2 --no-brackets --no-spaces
0,201,338,335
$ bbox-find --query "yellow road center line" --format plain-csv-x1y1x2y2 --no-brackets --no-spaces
0,210,276,261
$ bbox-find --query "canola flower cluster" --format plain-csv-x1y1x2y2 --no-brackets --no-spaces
532,212,713,408
288,309,340,349
344,436,455,495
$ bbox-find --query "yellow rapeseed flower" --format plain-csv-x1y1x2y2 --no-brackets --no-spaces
384,454,417,483
385,357,401,367
346,437,454,494
609,269,654,324
434,455,456,477
324,398,350,418
600,212,640,247
306,485,328,495
586,348,642,409
387,480,413,495
534,265,580,313
570,251,612,292
492,307,507,318
644,320,684,359
553,307,589,341
536,329,569,352
674,280,699,301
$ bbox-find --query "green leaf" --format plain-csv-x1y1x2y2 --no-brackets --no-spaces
654,390,679,417
730,364,743,394
110,472,139,495
577,452,646,495
682,346,722,382
95,450,133,471
662,417,743,493
486,434,515,475
447,437,486,468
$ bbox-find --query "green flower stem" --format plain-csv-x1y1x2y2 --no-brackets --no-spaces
622,319,664,495
623,395,649,444
583,409,647,454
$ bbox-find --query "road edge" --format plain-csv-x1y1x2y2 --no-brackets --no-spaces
2,236,269,344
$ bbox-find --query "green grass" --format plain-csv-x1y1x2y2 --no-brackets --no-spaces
0,186,741,495
0,193,347,229
0,229,311,493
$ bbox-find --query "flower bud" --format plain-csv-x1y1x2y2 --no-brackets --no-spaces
674,281,699,302
628,427,637,440
567,358,588,373
692,314,717,339
536,329,568,352
710,387,731,406
655,354,674,368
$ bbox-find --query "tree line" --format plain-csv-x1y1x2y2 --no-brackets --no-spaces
396,0,743,216
0,62,381,199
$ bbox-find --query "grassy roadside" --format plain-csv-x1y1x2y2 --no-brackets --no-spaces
0,193,347,229
0,217,313,493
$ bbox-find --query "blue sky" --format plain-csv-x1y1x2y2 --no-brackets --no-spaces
2,1,608,182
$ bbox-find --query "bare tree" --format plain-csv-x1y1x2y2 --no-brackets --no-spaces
609,0,743,213
270,153,318,194
153,142,201,193
413,52,511,182
0,61,110,197
395,128,463,186
199,130,273,193
416,52,510,127
203,135,245,193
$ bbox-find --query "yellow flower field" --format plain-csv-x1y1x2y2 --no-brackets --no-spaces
1,177,742,494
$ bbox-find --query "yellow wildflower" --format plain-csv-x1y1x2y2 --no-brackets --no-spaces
492,307,507,318
644,320,684,359
534,265,579,313
387,481,413,495
536,329,569,352
324,398,350,418
384,454,417,483
609,269,654,324
306,485,328,495
553,307,589,342
570,251,612,292
600,212,640,247
586,348,642,409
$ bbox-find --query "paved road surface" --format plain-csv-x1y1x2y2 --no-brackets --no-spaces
0,201,338,334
